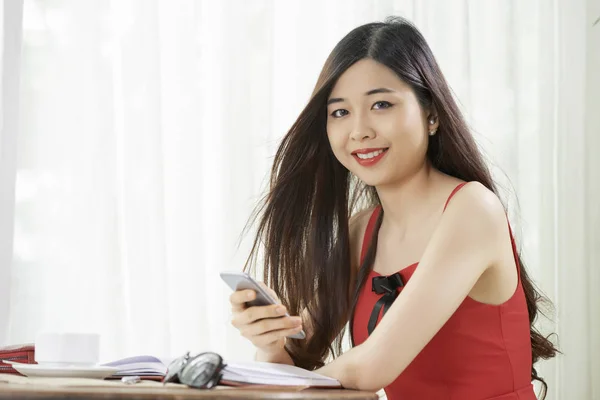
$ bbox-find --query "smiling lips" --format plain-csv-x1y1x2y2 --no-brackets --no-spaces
351,148,389,167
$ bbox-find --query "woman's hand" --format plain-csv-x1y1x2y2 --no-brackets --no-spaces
229,281,303,355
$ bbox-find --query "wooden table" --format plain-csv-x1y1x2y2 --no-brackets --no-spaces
0,374,379,400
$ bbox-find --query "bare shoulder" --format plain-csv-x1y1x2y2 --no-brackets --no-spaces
443,181,507,242
349,207,377,270
448,182,505,216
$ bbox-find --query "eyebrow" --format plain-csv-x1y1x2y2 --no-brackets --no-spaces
326,88,395,106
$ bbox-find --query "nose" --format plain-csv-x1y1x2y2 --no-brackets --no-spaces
349,116,375,141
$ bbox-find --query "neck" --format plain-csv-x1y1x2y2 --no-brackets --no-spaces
375,162,443,238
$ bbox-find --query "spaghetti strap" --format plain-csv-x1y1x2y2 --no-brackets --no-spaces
359,207,381,265
443,182,469,212
506,220,522,281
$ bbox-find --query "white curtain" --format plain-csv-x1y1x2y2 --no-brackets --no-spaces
2,0,598,398
0,0,24,346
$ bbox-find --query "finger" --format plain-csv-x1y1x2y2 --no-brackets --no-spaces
266,287,281,304
253,326,304,348
242,316,302,338
241,304,287,325
230,290,255,310
233,304,285,329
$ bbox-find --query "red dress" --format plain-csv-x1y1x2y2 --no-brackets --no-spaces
352,183,536,399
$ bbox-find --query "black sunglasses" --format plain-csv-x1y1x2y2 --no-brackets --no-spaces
163,351,226,389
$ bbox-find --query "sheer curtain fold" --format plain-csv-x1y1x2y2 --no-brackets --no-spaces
3,0,598,398
0,0,24,347
587,3,600,400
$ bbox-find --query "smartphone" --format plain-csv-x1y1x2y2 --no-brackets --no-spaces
220,271,306,340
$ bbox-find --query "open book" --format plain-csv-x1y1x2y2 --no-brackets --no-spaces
102,355,167,380
102,356,341,388
220,361,340,388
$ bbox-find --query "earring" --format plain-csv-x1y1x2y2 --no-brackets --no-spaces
428,116,437,135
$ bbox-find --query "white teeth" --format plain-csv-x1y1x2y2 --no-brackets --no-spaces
356,149,385,160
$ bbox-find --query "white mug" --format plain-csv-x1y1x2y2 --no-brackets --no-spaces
35,332,100,366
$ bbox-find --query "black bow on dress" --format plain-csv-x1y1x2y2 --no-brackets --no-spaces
368,272,404,335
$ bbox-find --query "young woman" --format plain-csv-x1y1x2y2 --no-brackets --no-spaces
229,17,557,399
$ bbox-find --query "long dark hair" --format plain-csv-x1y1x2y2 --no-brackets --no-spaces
243,16,557,398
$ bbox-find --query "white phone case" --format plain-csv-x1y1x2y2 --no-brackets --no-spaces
220,271,306,340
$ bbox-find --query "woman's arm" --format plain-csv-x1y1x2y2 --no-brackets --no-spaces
315,182,508,391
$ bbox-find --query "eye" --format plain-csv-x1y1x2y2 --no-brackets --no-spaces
330,109,349,118
372,101,393,110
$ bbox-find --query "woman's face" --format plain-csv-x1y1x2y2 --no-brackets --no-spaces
326,58,437,187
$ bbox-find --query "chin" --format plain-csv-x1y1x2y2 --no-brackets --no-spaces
354,172,393,187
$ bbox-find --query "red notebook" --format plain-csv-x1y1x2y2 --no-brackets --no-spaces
0,344,36,375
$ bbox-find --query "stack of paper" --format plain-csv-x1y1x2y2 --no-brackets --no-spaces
221,361,341,388
102,355,167,379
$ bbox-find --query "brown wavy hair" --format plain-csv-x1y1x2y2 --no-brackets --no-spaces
243,16,558,398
